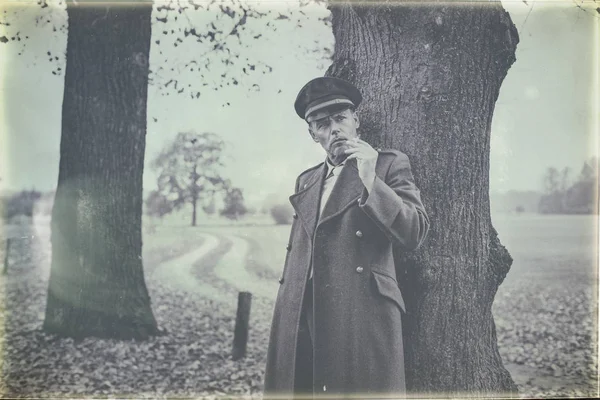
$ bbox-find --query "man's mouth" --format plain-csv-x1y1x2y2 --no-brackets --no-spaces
332,138,347,146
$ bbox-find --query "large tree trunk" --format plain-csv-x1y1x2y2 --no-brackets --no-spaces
327,1,519,396
43,2,159,340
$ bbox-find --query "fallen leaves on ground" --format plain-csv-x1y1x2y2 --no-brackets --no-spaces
0,228,271,398
494,264,597,397
0,220,597,399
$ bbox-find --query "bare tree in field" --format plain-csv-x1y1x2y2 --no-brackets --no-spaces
326,1,519,395
150,131,229,227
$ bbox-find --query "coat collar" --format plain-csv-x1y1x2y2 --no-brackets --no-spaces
319,158,363,224
289,158,363,239
289,163,326,239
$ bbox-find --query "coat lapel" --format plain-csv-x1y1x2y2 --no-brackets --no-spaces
289,163,327,239
318,159,363,226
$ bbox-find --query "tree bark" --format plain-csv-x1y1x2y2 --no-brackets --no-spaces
327,1,519,396
43,2,159,340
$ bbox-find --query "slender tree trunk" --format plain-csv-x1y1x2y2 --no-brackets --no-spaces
43,2,159,340
192,197,197,227
191,164,199,226
327,1,519,395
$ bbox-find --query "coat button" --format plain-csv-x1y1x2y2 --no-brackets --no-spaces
293,213,298,219
323,385,327,392
356,266,364,273
279,277,284,284
355,230,363,238
286,244,292,251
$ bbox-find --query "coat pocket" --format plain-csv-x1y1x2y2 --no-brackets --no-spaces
371,270,406,314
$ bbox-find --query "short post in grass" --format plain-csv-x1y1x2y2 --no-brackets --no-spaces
232,291,252,361
3,239,11,275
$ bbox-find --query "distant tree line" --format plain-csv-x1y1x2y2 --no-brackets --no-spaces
538,157,598,214
1,190,45,220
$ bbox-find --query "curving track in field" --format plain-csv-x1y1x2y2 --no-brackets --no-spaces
150,231,280,305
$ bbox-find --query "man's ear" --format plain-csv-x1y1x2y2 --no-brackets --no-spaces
308,126,319,142
353,111,360,129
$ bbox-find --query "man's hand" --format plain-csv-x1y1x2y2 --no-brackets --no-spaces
344,138,378,193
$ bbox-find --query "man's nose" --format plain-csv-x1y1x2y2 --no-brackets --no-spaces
330,121,341,135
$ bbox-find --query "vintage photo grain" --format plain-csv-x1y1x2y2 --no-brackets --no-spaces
0,0,597,398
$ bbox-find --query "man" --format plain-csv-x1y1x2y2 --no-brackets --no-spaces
263,76,429,399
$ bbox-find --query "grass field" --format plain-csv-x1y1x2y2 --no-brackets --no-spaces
0,213,596,398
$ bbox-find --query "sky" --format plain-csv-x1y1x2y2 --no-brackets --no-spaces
0,0,597,209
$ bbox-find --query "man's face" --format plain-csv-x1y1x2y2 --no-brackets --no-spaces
308,108,360,165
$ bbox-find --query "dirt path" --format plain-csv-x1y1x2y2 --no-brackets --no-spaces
213,234,279,299
151,231,278,304
151,232,224,301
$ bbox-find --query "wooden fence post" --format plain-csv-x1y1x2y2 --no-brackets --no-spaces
232,291,252,361
3,238,11,274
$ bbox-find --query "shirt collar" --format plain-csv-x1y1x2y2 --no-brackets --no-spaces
325,158,345,176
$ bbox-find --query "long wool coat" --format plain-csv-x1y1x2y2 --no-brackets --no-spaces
263,149,429,399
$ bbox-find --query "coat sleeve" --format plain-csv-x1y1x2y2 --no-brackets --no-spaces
358,151,430,250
